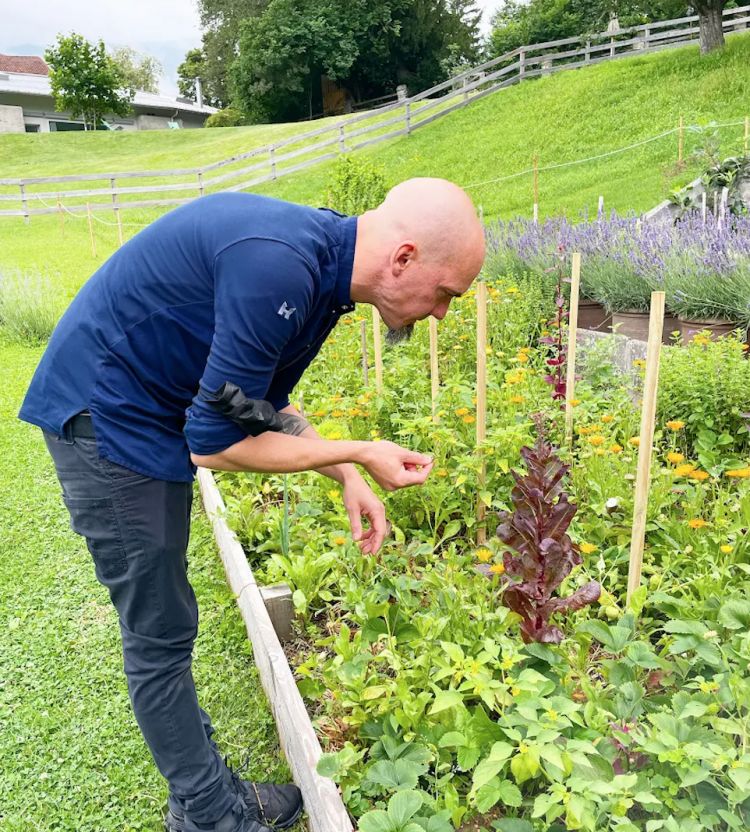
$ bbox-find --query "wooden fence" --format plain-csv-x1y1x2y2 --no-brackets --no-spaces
2,4,749,221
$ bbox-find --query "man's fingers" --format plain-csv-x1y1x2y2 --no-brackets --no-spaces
346,505,363,541
399,460,434,486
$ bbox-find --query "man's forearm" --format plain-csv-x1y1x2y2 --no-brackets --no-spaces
190,431,368,474
280,404,360,485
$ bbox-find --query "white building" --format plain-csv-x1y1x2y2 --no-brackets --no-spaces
0,54,216,133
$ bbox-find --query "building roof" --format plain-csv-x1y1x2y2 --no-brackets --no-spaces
0,54,49,76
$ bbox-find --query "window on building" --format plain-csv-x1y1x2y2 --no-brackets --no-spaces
24,124,40,133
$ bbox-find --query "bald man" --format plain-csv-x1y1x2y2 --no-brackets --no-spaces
19,180,485,832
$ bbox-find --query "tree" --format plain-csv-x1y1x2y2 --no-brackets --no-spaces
177,47,220,105
197,0,269,108
693,0,728,53
230,0,482,123
44,33,134,130
109,46,162,94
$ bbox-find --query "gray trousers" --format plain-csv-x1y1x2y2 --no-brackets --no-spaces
43,427,239,823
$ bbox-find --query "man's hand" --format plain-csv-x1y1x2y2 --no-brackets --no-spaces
342,474,389,555
358,441,433,491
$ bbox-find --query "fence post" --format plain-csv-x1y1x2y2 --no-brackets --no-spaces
519,50,526,79
338,125,346,153
405,101,411,135
197,170,205,196
585,40,591,63
463,75,469,104
19,183,29,224
270,145,277,180
57,194,65,238
644,26,650,49
110,177,123,247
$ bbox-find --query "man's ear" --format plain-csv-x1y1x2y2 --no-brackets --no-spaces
392,241,417,275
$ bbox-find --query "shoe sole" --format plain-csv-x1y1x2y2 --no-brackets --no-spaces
165,805,304,831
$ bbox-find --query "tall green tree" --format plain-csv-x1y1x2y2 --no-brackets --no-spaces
177,47,220,105
230,0,481,123
108,46,162,94
44,33,134,129
197,0,268,108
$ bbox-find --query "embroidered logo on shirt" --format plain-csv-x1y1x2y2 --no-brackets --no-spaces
277,301,296,320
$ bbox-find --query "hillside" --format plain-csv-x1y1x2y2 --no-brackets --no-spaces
1,32,749,292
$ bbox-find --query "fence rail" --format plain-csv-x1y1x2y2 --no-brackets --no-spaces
2,4,749,220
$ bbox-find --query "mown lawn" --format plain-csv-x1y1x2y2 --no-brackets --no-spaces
0,342,298,831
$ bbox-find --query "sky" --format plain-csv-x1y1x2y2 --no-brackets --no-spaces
0,0,504,98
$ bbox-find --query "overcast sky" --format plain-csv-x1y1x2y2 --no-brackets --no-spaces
1,0,504,98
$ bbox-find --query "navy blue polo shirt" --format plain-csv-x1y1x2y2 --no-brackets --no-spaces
19,193,357,482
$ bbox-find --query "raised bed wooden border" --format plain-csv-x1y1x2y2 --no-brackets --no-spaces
196,467,353,832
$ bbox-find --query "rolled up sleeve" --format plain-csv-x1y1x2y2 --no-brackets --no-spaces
184,237,314,456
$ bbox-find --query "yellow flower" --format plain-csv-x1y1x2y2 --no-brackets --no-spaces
331,409,344,418
327,489,340,501
516,353,529,363
500,657,515,670
743,344,749,352
511,686,521,696
475,548,492,562
489,563,505,575
569,398,581,407
629,437,641,447
690,470,710,481
667,452,685,464
674,464,697,477
692,335,710,347
688,518,708,529
601,415,614,423
725,468,750,478
579,542,597,554
455,407,469,416
507,287,519,294
588,435,605,447
509,395,525,405
348,408,362,417
333,536,347,546
578,426,591,436
436,468,448,477
666,420,686,431
594,448,606,456
312,409,327,417
462,415,476,424
633,359,646,368
609,444,623,454
720,544,733,554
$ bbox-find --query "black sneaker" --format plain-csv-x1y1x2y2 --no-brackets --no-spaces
180,801,272,832
166,774,303,831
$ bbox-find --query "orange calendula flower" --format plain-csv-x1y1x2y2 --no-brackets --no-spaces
462,415,476,424
688,518,708,529
436,468,448,477
725,468,750,478
629,437,641,447
674,464,697,477
579,542,597,554
331,409,344,418
667,452,685,464
588,435,605,446
720,544,733,554
510,395,525,404
569,399,581,407
609,444,623,454
666,420,686,431
333,536,347,546
601,415,614,423
455,407,469,416
690,470,710,481
489,563,506,575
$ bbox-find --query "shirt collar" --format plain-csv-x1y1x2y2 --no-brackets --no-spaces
333,215,357,314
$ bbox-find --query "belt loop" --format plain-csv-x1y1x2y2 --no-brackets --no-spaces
62,417,75,445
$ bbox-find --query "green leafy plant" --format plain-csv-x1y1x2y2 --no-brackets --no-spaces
325,155,388,216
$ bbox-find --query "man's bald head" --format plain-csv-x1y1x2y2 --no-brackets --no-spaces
350,177,485,336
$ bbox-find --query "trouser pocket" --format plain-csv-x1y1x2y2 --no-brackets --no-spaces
62,495,128,580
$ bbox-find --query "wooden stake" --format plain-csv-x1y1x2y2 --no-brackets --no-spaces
360,319,369,387
701,191,707,223
564,253,582,446
533,154,539,222
56,194,65,238
372,306,383,393
744,115,748,156
678,115,684,164
429,316,439,422
626,291,665,607
116,209,124,247
86,202,96,258
597,195,604,219
476,282,488,545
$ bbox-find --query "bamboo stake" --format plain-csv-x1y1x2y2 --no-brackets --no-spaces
116,210,124,247
564,253,582,446
626,291,665,607
678,115,684,164
745,115,748,156
597,195,604,219
476,282,488,546
429,316,439,423
86,202,96,258
360,319,369,387
533,154,539,223
372,306,383,393
701,191,707,223
56,195,65,238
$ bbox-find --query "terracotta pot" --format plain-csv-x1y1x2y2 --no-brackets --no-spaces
577,298,612,332
610,310,651,341
677,316,745,343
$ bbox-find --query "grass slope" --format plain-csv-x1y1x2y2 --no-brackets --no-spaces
0,343,297,831
1,34,750,296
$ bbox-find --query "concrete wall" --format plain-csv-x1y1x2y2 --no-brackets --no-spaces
0,103,25,133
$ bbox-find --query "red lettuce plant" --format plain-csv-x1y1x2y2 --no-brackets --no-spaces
493,416,600,643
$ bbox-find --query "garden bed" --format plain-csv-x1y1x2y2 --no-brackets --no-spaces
209,262,750,831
